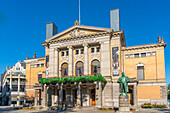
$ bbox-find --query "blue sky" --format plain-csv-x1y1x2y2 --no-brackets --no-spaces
0,0,169,84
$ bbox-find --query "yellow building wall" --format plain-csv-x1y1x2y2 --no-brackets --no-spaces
123,47,165,81
137,86,161,99
25,60,46,99
59,51,69,77
73,49,84,75
88,46,100,75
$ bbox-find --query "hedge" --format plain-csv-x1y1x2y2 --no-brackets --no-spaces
39,73,107,84
141,103,167,108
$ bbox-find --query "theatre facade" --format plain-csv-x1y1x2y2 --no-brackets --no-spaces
32,10,167,109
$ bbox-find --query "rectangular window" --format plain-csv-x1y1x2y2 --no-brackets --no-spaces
62,52,65,56
137,66,144,80
66,51,69,56
20,85,25,92
81,49,84,54
76,50,79,55
134,54,139,58
152,52,156,56
41,64,44,67
91,48,94,53
7,85,10,92
12,85,18,91
141,53,146,57
37,64,40,67
97,47,100,52
147,52,151,56
38,74,42,81
125,55,129,58
16,68,20,70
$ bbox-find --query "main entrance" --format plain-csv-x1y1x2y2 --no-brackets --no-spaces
91,89,96,105
128,86,134,105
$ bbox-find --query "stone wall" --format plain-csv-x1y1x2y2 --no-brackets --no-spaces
102,81,114,107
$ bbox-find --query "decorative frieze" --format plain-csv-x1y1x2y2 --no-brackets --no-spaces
49,32,111,45
68,29,86,37
75,54,84,60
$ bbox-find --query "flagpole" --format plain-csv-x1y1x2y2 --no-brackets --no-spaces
79,0,81,25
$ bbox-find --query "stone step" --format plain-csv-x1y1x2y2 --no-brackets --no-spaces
68,106,97,111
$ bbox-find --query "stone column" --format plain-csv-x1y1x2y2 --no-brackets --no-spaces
18,78,20,92
52,88,55,106
49,48,55,76
54,49,59,77
87,89,90,106
96,81,102,108
77,82,81,107
100,41,111,76
67,46,74,76
54,86,58,106
58,83,63,110
41,84,47,107
133,83,138,107
34,89,38,107
83,44,89,75
17,96,20,106
71,89,73,107
65,88,71,108
10,77,12,91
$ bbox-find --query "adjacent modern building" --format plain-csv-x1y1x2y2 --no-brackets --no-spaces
1,61,26,106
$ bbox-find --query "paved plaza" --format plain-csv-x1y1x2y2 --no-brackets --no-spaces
0,106,170,113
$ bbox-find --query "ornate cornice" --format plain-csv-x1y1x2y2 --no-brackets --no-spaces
122,43,167,51
48,31,111,44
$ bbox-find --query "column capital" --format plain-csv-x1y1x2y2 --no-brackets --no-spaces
54,48,60,51
99,41,104,45
82,43,89,47
67,46,74,49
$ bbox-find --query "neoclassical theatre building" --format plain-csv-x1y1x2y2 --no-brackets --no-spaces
33,9,167,109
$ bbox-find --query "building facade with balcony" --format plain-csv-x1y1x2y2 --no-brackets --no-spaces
1,61,26,106
30,9,167,109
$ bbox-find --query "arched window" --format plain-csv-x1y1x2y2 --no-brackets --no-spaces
61,63,68,76
75,61,84,76
91,59,100,74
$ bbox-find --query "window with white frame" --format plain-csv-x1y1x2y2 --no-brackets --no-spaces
137,66,144,80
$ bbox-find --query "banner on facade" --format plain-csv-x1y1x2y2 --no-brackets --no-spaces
112,47,119,76
46,55,49,78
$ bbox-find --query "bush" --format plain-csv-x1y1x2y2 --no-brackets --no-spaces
39,73,107,84
141,103,167,108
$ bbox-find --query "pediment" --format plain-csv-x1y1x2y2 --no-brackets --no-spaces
46,25,112,42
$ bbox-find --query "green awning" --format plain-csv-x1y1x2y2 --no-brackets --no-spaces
39,73,107,84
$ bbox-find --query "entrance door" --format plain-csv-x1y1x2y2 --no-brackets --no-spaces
63,90,66,104
127,89,133,105
91,89,96,105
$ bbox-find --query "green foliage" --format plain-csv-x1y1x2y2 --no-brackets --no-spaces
141,103,167,108
39,73,107,84
168,84,170,90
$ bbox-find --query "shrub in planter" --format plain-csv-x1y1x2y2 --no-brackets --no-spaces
141,103,167,108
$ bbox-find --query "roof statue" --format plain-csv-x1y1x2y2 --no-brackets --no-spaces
33,53,36,58
26,54,29,59
74,20,79,26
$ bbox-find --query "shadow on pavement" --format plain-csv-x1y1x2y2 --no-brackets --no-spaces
0,107,15,113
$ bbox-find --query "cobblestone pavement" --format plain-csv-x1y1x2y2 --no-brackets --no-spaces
0,106,170,113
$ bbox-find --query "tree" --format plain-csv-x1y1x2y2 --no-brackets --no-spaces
168,84,170,100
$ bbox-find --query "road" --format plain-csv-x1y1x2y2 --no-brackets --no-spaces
0,106,170,113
